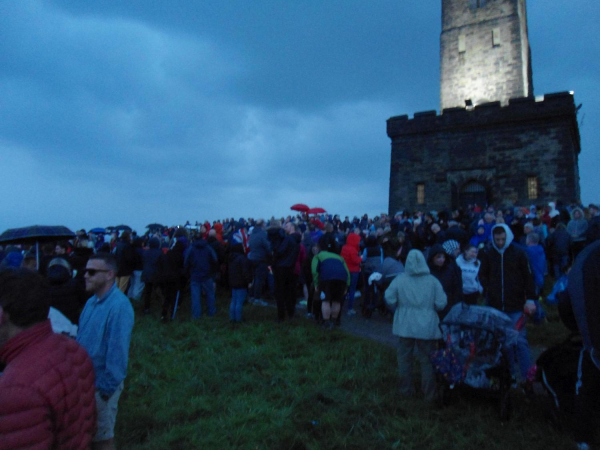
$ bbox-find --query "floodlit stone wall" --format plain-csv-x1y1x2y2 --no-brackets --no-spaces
440,0,533,110
387,92,581,213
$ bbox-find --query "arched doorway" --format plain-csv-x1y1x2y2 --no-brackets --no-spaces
460,180,488,210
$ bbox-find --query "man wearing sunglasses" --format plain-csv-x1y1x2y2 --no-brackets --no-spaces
77,253,134,450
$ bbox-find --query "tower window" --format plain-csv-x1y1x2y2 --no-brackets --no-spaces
417,183,425,205
458,35,466,53
492,28,501,46
527,177,538,200
469,0,487,9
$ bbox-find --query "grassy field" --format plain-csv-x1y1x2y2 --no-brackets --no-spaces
115,289,575,449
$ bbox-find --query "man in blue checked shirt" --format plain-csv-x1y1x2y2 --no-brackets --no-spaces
77,253,134,450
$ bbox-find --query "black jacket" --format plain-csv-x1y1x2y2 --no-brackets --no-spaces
479,225,536,313
47,264,87,325
228,244,252,289
427,244,464,318
115,240,140,277
142,238,162,283
159,241,186,288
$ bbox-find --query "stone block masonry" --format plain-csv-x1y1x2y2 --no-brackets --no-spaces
387,92,581,213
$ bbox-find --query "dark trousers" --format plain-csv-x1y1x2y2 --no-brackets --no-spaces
573,351,600,444
161,282,178,318
251,260,269,299
273,266,296,320
143,282,161,311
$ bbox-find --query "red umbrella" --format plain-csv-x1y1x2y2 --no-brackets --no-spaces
307,207,326,215
290,203,310,213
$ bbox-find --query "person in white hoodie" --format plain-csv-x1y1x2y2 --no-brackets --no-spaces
455,244,483,305
384,250,447,401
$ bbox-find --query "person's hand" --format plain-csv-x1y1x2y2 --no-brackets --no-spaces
524,300,537,315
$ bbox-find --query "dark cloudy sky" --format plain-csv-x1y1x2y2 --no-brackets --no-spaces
1,0,598,233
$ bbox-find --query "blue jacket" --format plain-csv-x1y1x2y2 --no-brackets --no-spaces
77,284,134,397
311,251,350,286
525,244,547,290
248,228,271,263
272,231,299,268
184,239,218,282
141,238,162,283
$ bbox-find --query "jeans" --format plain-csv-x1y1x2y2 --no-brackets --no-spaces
397,337,437,401
346,272,360,310
553,254,569,279
251,261,268,299
506,311,532,381
230,288,247,322
190,278,216,318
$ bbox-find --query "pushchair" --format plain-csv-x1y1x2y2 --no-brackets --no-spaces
431,303,518,420
360,272,394,319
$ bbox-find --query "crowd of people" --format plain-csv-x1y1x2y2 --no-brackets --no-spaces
0,199,598,448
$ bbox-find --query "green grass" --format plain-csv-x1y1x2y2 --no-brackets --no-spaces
116,289,574,449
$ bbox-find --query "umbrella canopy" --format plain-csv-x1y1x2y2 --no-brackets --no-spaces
307,207,326,215
114,225,132,232
0,225,75,245
146,223,164,230
0,225,76,271
290,203,310,213
90,227,106,234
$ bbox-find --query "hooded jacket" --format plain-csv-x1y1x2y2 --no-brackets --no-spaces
184,239,218,282
479,224,536,312
159,240,186,287
566,240,600,369
248,227,271,263
228,243,252,289
427,244,463,318
525,244,547,289
384,250,447,340
47,263,87,325
548,202,560,219
567,207,588,242
546,223,572,258
141,237,162,283
341,233,362,273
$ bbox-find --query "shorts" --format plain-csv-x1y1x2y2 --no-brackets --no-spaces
318,279,346,303
93,382,124,442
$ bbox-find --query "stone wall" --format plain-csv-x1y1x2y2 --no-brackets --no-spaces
387,92,581,214
440,0,532,109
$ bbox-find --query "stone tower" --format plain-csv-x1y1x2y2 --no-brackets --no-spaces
387,0,581,213
440,0,534,110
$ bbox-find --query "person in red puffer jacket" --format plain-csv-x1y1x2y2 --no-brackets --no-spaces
341,231,362,315
0,268,96,450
